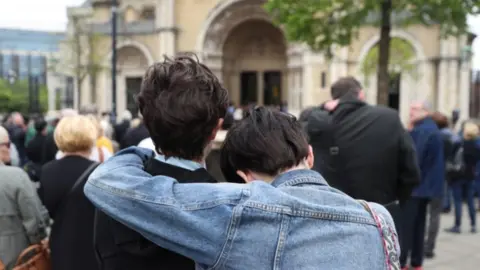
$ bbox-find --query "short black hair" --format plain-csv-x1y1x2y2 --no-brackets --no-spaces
331,76,363,99
34,117,47,132
220,107,309,177
137,54,228,160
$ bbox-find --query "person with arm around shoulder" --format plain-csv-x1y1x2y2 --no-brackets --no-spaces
85,107,399,270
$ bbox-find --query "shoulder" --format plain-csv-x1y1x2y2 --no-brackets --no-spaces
0,165,29,178
368,105,400,120
0,166,31,186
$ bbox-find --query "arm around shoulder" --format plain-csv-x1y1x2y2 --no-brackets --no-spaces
84,152,246,267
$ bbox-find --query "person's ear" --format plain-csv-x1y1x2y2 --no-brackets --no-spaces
358,90,366,101
209,118,224,141
307,145,314,169
236,170,255,183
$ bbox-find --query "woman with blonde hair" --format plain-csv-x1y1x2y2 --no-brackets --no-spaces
39,115,101,270
446,121,480,234
55,115,113,162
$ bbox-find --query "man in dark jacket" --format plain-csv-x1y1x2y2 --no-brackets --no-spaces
306,77,420,230
93,55,228,270
401,101,444,270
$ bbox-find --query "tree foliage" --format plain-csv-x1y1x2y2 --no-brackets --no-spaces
265,0,479,53
361,37,417,81
0,79,48,114
265,0,480,105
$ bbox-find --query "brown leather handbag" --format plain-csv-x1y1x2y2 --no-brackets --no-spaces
13,240,51,270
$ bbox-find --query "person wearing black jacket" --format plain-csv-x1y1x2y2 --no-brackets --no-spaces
306,77,420,233
92,55,228,270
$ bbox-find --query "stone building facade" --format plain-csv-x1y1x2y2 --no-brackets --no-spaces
61,0,476,124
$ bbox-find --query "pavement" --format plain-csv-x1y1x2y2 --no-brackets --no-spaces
423,210,480,270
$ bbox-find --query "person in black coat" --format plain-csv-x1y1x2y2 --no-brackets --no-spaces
25,118,48,181
39,115,100,270
306,77,420,232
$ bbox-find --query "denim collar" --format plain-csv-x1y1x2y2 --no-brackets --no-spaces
155,154,204,171
271,169,329,188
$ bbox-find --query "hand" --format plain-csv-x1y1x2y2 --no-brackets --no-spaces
324,99,339,112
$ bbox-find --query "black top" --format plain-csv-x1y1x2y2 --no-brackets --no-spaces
26,134,47,164
462,139,480,180
39,155,99,270
307,98,420,205
94,157,217,270
120,123,149,150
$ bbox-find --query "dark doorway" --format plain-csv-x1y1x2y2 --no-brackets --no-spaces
263,71,282,106
240,71,258,105
388,73,401,111
126,77,143,116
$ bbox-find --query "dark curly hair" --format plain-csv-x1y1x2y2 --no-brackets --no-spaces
137,54,228,160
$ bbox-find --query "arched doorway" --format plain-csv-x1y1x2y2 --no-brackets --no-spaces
222,20,287,106
117,45,149,115
360,37,417,110
198,0,289,107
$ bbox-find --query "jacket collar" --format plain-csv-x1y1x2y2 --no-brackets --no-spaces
271,169,329,188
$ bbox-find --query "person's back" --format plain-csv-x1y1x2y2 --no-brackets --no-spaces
0,128,47,269
85,107,400,270
307,77,419,205
94,157,217,270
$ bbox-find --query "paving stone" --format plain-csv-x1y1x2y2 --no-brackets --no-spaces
423,211,480,270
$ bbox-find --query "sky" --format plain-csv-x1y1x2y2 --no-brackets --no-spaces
0,0,479,69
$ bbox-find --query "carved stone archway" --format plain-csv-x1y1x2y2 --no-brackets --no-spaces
198,0,273,81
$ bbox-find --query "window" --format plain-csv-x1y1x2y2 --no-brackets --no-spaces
18,55,28,80
141,6,155,20
321,72,327,88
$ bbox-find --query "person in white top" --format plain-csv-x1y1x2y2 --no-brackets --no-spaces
138,137,157,153
56,146,112,163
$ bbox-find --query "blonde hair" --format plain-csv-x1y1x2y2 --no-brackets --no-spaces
463,122,479,140
86,114,102,138
54,115,97,153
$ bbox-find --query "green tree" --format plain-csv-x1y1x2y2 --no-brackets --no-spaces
361,37,417,86
265,0,480,105
55,16,106,107
0,79,48,114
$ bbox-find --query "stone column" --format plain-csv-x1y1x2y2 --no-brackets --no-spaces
96,69,107,113
158,0,176,57
257,71,263,105
459,63,470,121
447,37,458,113
437,38,449,113
117,74,125,117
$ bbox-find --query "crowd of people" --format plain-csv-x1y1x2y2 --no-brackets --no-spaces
0,55,480,270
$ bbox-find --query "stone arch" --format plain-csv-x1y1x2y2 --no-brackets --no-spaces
356,30,428,124
196,0,274,61
357,30,426,64
105,40,154,67
222,19,287,105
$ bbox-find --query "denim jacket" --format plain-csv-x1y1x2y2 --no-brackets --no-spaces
84,147,399,270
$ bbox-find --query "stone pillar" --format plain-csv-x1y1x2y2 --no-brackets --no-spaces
437,38,449,114
97,70,107,113
447,37,458,113
257,71,263,105
459,63,470,121
158,0,176,57
117,74,125,117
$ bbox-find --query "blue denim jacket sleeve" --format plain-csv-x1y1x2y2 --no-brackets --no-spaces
84,148,246,267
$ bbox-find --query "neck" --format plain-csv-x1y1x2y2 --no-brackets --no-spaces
63,150,91,159
254,162,310,183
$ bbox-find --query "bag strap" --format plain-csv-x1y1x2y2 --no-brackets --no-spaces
358,200,400,270
59,162,99,210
